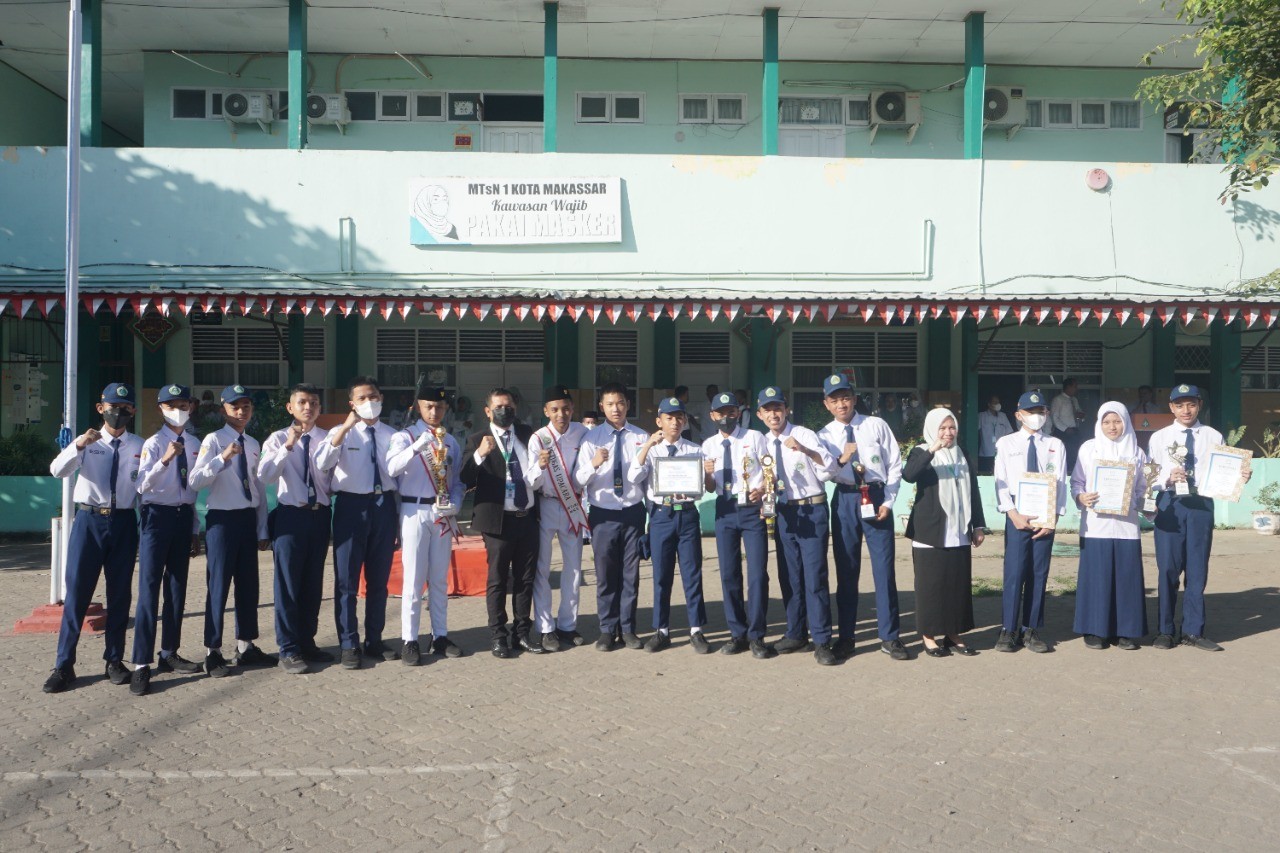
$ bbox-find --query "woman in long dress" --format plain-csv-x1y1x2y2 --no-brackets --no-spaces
903,408,986,657
1071,401,1150,649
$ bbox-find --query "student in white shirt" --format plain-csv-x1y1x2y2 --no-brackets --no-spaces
977,395,1013,474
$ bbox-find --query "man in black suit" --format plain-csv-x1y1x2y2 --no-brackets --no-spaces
462,387,542,658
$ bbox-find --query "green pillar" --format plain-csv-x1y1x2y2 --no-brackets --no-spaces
747,319,776,398
1152,322,1176,389
926,318,952,391
963,12,985,160
288,0,309,150
543,2,558,152
1209,318,1242,431
77,309,100,433
549,315,577,388
141,342,167,388
761,8,779,156
80,0,102,147
959,318,979,455
334,315,359,389
654,317,676,391
287,315,305,386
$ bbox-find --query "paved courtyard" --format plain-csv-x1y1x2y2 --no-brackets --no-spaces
0,528,1276,851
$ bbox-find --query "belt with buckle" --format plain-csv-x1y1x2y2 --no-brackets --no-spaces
507,509,530,518
789,494,827,506
655,501,697,512
77,503,127,516
402,495,437,505
836,482,882,493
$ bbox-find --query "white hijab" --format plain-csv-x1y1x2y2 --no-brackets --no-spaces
919,408,971,538
1092,401,1139,460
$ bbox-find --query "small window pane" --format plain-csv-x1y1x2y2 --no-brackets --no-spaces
846,99,869,124
210,92,224,117
277,91,289,120
1047,102,1074,126
172,89,206,119
1080,102,1106,126
579,95,608,120
614,96,642,121
346,91,376,121
716,97,743,122
682,97,710,121
1024,100,1042,128
1110,101,1141,129
415,94,443,120
448,93,481,120
380,93,409,119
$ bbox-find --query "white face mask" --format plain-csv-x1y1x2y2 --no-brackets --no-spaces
355,400,382,420
990,404,1001,413
1020,412,1047,431
162,408,190,428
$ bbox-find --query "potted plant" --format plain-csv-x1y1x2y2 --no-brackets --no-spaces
1253,481,1280,535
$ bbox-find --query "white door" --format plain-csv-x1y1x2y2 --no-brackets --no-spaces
483,125,544,153
778,128,845,158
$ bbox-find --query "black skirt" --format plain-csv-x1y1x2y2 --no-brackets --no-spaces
912,545,975,637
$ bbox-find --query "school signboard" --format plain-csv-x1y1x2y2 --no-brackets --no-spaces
409,177,622,246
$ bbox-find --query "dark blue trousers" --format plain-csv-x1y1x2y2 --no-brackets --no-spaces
56,508,138,669
273,504,332,657
830,484,900,642
204,507,260,649
648,503,705,631
1002,516,1055,632
1153,493,1214,637
776,502,832,645
714,497,770,640
589,503,645,635
332,492,398,649
131,503,194,665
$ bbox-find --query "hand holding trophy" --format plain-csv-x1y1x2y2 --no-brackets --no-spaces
432,425,453,513
760,454,778,533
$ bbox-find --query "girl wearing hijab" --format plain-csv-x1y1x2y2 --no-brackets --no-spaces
1071,402,1150,650
903,408,986,657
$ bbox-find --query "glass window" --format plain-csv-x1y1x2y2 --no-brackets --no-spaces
1109,101,1141,129
846,98,870,125
413,93,444,121
715,96,744,123
379,92,410,120
578,94,608,122
613,95,644,122
1046,101,1075,127
346,91,376,121
172,89,206,119
1024,100,1043,128
448,93,481,121
779,97,842,126
1079,101,1107,128
681,96,711,123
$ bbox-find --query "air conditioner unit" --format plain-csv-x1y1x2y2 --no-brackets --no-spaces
984,86,1027,126
307,93,350,133
868,90,922,144
222,90,274,132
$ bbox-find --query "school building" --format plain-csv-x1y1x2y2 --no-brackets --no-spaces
2,0,1279,454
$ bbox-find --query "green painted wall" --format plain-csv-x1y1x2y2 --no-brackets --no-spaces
0,60,134,147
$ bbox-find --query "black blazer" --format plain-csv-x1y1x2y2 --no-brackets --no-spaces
461,424,538,535
902,446,986,547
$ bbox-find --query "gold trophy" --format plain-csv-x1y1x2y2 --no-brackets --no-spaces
1142,460,1161,513
432,425,453,511
760,454,778,532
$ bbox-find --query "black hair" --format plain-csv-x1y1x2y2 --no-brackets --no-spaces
673,385,689,398
582,410,602,420
289,383,322,398
348,375,380,397
1062,377,1077,390
487,387,515,406
1138,384,1154,394
598,382,629,401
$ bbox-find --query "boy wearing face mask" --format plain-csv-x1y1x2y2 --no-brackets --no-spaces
992,390,1069,654
42,383,144,694
129,384,202,695
315,376,401,668
977,396,1012,475
701,392,774,658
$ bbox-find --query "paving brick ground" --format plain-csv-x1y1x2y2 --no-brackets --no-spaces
0,528,1277,851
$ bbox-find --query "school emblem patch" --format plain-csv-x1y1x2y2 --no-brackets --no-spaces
1178,384,1190,393
765,387,776,396
233,385,245,394
116,387,127,397
830,374,840,384
168,385,180,395
1029,394,1040,404
871,455,881,464
669,397,678,405
1046,464,1055,473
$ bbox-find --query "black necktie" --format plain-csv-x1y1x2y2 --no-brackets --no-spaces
722,438,733,496
774,437,784,495
505,431,529,508
845,423,862,486
175,434,187,491
1184,428,1196,486
109,438,120,509
1026,434,1039,474
370,427,383,495
301,432,314,504
237,435,251,500
612,430,624,496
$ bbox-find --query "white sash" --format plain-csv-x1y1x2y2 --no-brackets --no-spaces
409,424,459,538
536,426,589,534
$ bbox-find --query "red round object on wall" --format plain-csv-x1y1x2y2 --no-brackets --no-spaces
1086,168,1111,191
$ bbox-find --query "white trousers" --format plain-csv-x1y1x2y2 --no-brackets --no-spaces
399,504,455,642
533,497,585,633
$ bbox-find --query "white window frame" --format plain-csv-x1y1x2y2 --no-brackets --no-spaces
1077,100,1109,129
845,96,870,127
343,90,378,122
1108,100,1144,131
169,87,210,120
377,90,411,122
476,90,545,126
411,91,446,121
611,93,646,124
1044,100,1076,129
778,95,844,127
1022,98,1044,130
679,93,713,124
713,94,747,125
576,92,611,123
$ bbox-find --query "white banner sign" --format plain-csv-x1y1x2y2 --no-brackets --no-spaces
409,177,622,246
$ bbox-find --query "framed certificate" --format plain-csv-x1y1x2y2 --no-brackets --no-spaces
1091,459,1136,516
1015,472,1059,529
1197,444,1252,502
653,455,705,497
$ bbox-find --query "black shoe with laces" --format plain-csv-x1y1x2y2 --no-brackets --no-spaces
814,642,838,666
401,641,421,666
595,632,618,652
1152,633,1175,650
832,637,857,659
106,659,130,685
129,666,151,695
364,640,399,662
204,650,230,678
994,630,1018,653
881,639,910,661
559,630,586,647
541,631,562,652
340,647,363,669
1116,637,1140,651
749,639,777,659
432,636,464,658
1181,634,1223,652
775,636,812,655
233,644,278,667
1083,634,1107,650
1023,629,1050,654
157,653,202,674
720,636,750,656
644,632,671,653
622,632,644,650
278,655,308,675
42,665,76,694
301,645,336,663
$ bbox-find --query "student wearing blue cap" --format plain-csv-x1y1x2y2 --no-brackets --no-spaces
1147,384,1250,651
629,396,710,654
817,373,908,661
129,383,203,695
701,391,774,658
189,385,273,677
992,390,1069,654
756,386,838,666
42,383,144,694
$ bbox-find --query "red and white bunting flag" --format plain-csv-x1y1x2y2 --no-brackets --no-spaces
765,305,779,323
1264,308,1277,328
1222,306,1238,325
452,301,468,319
686,302,701,320
180,296,197,316
823,303,838,322
159,296,174,316
563,303,581,321
930,303,945,320
530,303,546,321
1182,306,1199,325
1054,306,1071,325
1014,305,1030,324
129,296,146,316
995,304,1010,323
880,303,897,324
39,296,60,317
973,304,989,323
0,298,9,316
800,303,815,322
434,301,450,321
1135,306,1152,326
398,301,413,319
1202,305,1219,324
625,303,641,322
1033,305,1049,324
665,302,683,320
277,297,293,315
320,299,336,316
604,304,619,324
1074,306,1088,326
862,303,877,323
646,303,663,321
379,302,394,320
1156,306,1174,326
728,303,742,322
705,303,721,322
19,298,35,318
357,300,374,319
786,304,802,323
513,303,530,321
497,303,511,322
1117,307,1132,326
473,303,492,321
81,295,102,314
301,298,315,316
548,303,564,322
109,295,129,316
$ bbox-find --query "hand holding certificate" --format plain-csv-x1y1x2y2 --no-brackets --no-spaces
1197,444,1252,502
1091,460,1136,516
653,455,705,497
1014,472,1058,530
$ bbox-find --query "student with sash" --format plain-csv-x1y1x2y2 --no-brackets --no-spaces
387,382,464,665
526,385,590,651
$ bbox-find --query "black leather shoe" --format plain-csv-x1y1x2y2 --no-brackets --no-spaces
749,639,777,659
1181,634,1223,652
1152,633,1175,650
622,632,644,650
595,632,618,652
832,637,857,659
923,644,950,658
994,630,1018,653
432,636,465,658
814,642,837,666
234,644,278,667
301,645,336,663
1023,629,1050,654
42,665,75,693
943,638,978,657
881,640,910,661
541,631,562,652
515,636,545,654
278,655,308,675
491,638,512,659
559,630,586,647
689,632,712,654
157,653,202,674
1083,634,1107,650
364,640,399,662
644,632,671,653
1116,637,1140,651
106,660,130,685
720,636,750,656
340,647,363,670
129,666,151,695
401,640,421,666
204,650,230,678
775,636,812,655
